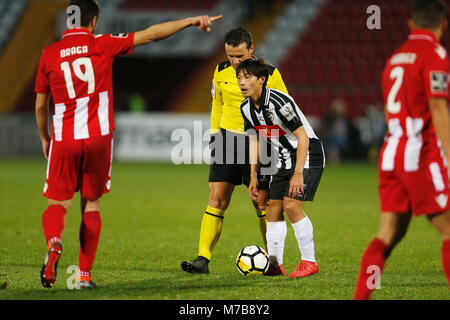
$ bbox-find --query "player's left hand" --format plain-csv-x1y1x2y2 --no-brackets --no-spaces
289,172,304,198
189,14,223,32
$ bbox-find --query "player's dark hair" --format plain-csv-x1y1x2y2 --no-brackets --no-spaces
69,0,99,27
236,59,269,86
411,0,447,29
224,27,253,48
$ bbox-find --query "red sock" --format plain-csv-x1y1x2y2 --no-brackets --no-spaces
354,238,390,300
78,211,102,277
42,205,67,247
442,239,450,286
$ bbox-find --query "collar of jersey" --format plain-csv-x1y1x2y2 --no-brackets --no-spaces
408,29,438,43
62,28,92,39
250,86,270,111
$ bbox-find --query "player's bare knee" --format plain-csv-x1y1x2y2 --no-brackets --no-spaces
283,197,303,211
378,212,411,247
208,185,232,210
283,198,305,221
208,195,230,211
85,199,100,212
440,232,450,241
252,199,266,212
429,211,450,240
48,199,72,210
377,229,406,248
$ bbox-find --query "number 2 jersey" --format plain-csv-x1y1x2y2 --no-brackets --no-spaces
34,28,135,141
380,28,450,173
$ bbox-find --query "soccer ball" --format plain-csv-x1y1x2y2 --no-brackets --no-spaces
236,245,269,275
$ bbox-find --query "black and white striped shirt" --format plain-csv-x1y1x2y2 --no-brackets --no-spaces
240,87,325,170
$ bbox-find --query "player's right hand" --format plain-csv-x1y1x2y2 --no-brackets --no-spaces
248,179,259,201
189,14,223,32
41,137,51,160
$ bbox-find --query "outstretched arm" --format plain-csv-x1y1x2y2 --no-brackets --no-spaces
133,14,223,47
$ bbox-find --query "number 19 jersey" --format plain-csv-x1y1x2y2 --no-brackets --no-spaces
35,28,135,141
379,28,450,215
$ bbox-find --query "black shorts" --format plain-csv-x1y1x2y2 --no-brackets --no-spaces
208,129,272,189
269,167,324,201
209,164,270,189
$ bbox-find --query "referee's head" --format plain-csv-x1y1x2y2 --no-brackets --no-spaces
224,27,255,70
236,59,268,100
409,0,447,37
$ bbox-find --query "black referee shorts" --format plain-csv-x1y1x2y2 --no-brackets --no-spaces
269,167,324,201
209,163,270,189
208,129,272,189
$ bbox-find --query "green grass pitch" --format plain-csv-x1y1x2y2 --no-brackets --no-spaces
0,158,449,300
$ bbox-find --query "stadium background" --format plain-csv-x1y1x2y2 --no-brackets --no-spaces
5,0,449,162
1,0,450,300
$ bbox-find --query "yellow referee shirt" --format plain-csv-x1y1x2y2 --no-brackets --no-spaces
210,60,288,134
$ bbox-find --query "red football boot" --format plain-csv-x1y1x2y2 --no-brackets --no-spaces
288,260,319,278
40,242,63,288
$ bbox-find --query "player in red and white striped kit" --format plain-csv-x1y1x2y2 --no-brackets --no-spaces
354,0,450,299
35,0,222,289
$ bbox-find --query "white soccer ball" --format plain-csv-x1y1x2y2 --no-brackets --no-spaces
236,245,269,275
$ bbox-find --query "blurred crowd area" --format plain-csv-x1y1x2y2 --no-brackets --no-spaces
1,0,449,161
318,98,385,163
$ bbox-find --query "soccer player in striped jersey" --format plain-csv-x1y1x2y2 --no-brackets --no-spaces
181,28,288,274
238,59,325,277
354,0,450,299
35,0,222,289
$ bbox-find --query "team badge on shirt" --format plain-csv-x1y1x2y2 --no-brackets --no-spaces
279,103,295,121
430,71,448,93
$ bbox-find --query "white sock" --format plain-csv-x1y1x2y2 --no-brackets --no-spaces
291,215,316,262
266,221,287,265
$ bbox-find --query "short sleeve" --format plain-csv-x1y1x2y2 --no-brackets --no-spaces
96,33,135,57
210,66,224,132
275,100,304,133
423,45,450,99
34,49,50,94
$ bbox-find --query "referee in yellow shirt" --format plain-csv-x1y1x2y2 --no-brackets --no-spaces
181,27,288,273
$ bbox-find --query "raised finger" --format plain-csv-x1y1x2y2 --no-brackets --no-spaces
210,14,223,22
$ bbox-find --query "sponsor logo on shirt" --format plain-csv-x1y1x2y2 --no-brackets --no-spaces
430,71,448,93
254,125,286,138
279,103,295,121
